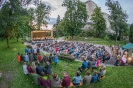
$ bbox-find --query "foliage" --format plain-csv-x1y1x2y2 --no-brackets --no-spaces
35,1,51,30
106,0,128,42
91,6,106,37
0,0,31,47
53,15,63,37
79,30,96,37
62,0,88,39
129,23,133,43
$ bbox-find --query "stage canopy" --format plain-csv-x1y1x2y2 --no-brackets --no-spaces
31,30,53,41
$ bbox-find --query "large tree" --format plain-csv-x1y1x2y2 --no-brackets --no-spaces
62,0,88,39
106,0,128,42
129,23,133,43
91,6,106,37
35,1,51,30
0,0,32,47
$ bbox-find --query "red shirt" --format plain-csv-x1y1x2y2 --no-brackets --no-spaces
38,55,42,61
61,76,70,87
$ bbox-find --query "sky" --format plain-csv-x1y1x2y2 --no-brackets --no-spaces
38,0,133,29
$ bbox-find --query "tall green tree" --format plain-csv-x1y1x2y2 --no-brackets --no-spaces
0,0,32,47
62,0,88,39
54,15,62,37
35,2,51,30
129,23,133,43
91,6,106,37
106,0,128,42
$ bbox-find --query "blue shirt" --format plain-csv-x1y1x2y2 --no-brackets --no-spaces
81,61,88,70
24,55,29,62
91,74,98,83
73,76,82,84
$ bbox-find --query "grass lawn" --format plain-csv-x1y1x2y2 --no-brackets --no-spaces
68,36,126,46
0,38,133,88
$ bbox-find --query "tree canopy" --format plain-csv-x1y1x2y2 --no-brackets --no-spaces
61,0,88,39
106,0,128,42
129,23,133,43
91,6,106,37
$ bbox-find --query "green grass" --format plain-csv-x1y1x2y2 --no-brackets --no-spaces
68,36,126,46
0,38,133,88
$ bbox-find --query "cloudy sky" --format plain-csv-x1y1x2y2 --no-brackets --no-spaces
41,0,133,29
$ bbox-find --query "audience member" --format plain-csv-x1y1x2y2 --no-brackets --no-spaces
91,70,98,83
51,73,61,87
79,58,88,72
44,62,52,75
38,72,52,88
23,62,29,75
61,72,70,88
72,71,82,86
36,63,44,75
17,52,21,63
83,70,92,85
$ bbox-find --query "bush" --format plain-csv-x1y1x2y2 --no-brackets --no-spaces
104,35,110,40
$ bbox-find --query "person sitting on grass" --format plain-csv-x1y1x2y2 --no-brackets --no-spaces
36,63,45,75
53,54,59,65
72,71,82,86
96,58,101,67
38,53,42,62
29,70,39,85
83,70,92,85
79,58,88,72
51,73,61,88
20,54,24,62
27,63,32,73
102,66,106,76
23,62,29,75
17,52,21,63
49,53,53,64
41,54,48,63
24,53,29,62
38,72,52,88
31,61,36,73
91,70,98,83
61,72,70,88
44,62,52,75
97,68,103,81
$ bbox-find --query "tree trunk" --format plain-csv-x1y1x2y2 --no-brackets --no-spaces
17,36,19,42
6,27,10,48
115,34,118,44
6,37,9,48
119,31,122,41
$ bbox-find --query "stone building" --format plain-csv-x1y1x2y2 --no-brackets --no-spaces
83,0,113,33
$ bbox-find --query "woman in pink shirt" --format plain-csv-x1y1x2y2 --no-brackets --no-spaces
96,58,101,67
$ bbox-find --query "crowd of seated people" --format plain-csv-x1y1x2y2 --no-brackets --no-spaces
41,41,111,63
19,45,107,88
22,60,106,88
